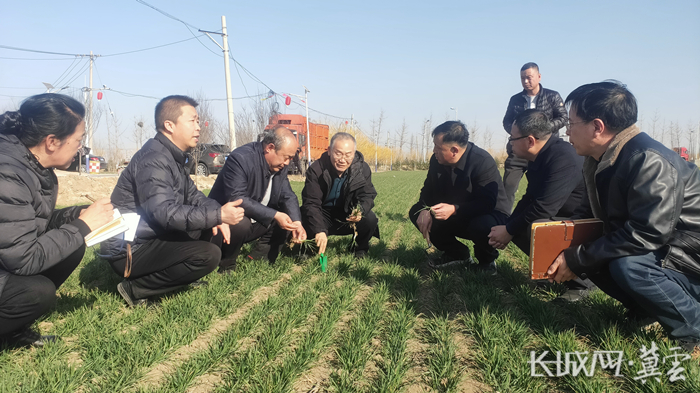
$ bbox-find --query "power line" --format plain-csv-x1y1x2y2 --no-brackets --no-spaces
135,0,222,57
102,35,203,57
0,44,83,57
0,56,75,61
52,57,83,87
135,0,199,29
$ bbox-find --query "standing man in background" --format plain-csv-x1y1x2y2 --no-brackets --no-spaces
502,62,568,212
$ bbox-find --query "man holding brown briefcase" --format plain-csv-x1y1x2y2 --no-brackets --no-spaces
548,81,700,353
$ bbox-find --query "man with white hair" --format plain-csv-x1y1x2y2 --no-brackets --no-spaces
301,132,379,258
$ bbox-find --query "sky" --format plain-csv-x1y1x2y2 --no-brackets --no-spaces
1,0,699,154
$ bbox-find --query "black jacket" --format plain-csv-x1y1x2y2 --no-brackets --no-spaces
564,126,700,280
301,150,377,235
502,85,568,134
102,132,222,260
506,136,585,235
209,141,301,226
418,143,510,220
0,133,91,297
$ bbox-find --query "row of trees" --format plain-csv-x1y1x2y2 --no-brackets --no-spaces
83,93,698,173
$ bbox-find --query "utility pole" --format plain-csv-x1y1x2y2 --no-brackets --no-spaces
200,16,236,150
86,51,98,151
304,86,311,168
350,114,354,135
287,87,312,170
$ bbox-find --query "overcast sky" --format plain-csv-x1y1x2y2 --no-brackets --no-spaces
1,0,699,152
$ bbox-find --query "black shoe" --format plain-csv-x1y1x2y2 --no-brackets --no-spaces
117,281,148,307
354,250,368,259
678,339,700,354
1,326,57,348
624,308,656,327
429,255,472,270
189,279,209,288
554,288,591,303
466,260,497,276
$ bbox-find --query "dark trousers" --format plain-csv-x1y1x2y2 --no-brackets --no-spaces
303,208,379,252
109,234,219,300
0,245,85,336
409,203,508,265
587,251,700,342
215,217,289,270
503,143,529,213
512,229,596,291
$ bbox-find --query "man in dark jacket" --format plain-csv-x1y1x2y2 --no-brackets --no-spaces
410,121,510,275
301,132,378,258
548,81,700,353
502,62,568,212
102,95,245,307
488,109,594,301
209,126,306,271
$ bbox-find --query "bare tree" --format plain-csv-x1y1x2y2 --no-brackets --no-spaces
483,125,493,152
650,111,659,141
132,115,149,150
397,118,408,169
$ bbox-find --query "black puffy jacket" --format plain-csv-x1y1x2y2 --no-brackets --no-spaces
0,133,90,298
564,126,700,280
502,85,568,134
301,150,377,235
101,132,222,260
419,143,510,220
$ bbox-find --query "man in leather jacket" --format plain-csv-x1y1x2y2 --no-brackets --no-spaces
547,81,700,353
502,62,568,213
301,132,379,258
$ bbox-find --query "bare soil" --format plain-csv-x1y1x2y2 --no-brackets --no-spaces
55,170,217,206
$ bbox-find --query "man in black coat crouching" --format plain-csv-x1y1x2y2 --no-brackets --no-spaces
301,132,379,258
102,95,245,307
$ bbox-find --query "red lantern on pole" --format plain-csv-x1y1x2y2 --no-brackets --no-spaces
285,96,291,106
345,121,348,124
97,91,103,100
205,121,209,127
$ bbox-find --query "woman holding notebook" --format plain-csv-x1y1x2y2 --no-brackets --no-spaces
0,94,114,348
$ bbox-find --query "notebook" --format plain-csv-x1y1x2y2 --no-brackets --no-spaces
84,209,140,247
529,219,604,280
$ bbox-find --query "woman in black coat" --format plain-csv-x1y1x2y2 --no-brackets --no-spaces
0,94,114,348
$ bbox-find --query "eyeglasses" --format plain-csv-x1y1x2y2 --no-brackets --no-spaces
566,120,588,131
508,135,535,142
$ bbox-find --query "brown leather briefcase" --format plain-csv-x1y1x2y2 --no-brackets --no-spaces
529,219,604,280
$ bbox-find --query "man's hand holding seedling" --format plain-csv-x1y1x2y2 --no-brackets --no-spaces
347,203,362,222
290,221,307,244
315,232,328,254
431,203,456,220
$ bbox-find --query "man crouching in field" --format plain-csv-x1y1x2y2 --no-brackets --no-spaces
208,126,307,273
301,132,379,258
548,81,700,353
410,121,510,275
102,95,245,307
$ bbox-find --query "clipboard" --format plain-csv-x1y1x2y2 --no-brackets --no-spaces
529,219,604,279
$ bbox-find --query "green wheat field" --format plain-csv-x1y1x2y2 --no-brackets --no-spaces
1,171,697,393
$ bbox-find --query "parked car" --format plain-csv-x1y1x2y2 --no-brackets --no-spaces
67,147,109,172
189,144,229,176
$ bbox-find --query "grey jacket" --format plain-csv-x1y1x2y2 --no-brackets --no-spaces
0,133,90,298
101,132,222,260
